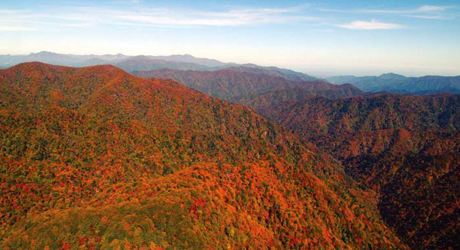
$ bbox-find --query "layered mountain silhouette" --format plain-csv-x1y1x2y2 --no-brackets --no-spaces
231,83,368,109
4,51,460,97
134,69,362,101
114,56,210,71
0,51,316,81
0,63,405,249
251,94,460,249
226,64,317,82
0,51,129,67
327,73,460,95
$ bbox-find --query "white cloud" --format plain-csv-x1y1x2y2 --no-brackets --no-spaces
320,5,455,19
0,26,37,31
113,0,142,4
416,5,448,12
337,20,403,30
404,14,453,20
58,22,94,28
0,9,26,14
100,6,317,27
361,5,450,14
0,5,319,29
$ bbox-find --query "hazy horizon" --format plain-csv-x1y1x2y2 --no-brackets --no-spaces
1,0,459,77
3,50,460,78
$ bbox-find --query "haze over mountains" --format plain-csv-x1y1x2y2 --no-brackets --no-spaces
328,73,460,95
2,51,459,97
0,51,316,81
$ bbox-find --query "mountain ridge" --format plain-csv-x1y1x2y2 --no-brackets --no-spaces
134,68,361,101
0,51,317,82
327,74,460,94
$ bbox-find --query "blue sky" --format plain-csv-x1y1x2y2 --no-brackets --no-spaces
0,0,459,76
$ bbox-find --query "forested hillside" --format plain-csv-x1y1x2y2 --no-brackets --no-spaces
257,94,460,249
134,69,363,101
0,63,405,249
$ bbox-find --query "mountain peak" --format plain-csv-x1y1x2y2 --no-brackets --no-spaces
175,54,195,58
9,61,69,70
380,73,406,79
4,62,130,83
32,51,58,55
11,61,119,71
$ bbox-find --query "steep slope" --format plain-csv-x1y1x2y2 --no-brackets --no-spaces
134,68,363,101
0,63,404,249
231,88,316,111
231,83,364,111
134,68,299,100
262,94,460,249
327,73,460,94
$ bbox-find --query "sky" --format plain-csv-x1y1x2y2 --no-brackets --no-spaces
0,0,459,77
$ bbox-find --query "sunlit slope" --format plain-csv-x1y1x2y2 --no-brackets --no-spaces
0,63,404,249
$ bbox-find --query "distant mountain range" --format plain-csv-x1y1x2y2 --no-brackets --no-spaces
3,51,460,96
134,68,361,101
0,51,129,67
327,73,460,95
0,51,316,81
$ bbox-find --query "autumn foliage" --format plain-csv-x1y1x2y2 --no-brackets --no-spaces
0,63,405,249
257,94,460,249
